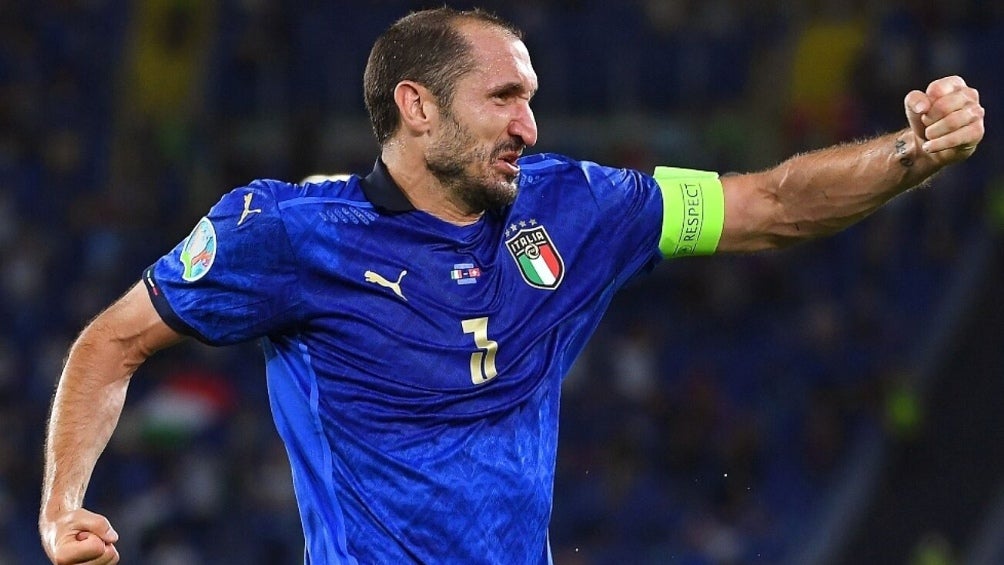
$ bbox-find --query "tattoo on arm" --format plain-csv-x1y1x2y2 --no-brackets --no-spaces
895,138,913,167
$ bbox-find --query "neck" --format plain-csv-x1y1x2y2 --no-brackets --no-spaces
381,144,484,226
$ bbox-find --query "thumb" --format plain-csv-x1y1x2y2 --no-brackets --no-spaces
75,529,108,543
69,511,119,545
75,530,109,543
904,90,930,143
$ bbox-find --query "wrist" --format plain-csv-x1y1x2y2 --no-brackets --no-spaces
39,506,62,531
39,495,80,527
893,129,942,187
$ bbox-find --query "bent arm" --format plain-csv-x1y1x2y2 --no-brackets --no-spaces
40,282,183,540
717,76,984,253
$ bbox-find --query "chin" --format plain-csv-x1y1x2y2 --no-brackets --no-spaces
495,183,519,208
493,174,519,195
467,179,518,212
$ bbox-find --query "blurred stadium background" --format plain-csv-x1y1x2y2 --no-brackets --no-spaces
3,1,1003,563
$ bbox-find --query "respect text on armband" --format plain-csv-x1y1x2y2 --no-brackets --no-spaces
676,182,706,254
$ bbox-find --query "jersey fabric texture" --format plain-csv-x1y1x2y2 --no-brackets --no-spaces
144,153,668,564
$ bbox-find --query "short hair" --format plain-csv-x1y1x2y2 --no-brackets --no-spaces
363,7,524,146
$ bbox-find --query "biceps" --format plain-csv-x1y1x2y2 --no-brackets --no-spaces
80,282,185,373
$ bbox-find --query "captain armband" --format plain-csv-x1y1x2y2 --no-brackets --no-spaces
653,166,725,257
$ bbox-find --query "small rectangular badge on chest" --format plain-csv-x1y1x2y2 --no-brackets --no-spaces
451,263,482,285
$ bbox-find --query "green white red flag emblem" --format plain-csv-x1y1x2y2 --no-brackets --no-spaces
505,225,564,289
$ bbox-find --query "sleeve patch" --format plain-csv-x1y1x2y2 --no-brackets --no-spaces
179,217,218,281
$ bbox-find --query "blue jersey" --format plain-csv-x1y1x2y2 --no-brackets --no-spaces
145,154,668,564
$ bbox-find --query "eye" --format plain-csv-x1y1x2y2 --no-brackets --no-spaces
491,92,514,104
488,83,527,104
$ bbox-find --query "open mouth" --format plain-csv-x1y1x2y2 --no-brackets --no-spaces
496,151,521,175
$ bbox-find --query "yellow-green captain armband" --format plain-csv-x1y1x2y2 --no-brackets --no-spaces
653,166,725,258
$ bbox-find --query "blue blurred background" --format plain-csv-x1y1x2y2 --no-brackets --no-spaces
2,1,1003,563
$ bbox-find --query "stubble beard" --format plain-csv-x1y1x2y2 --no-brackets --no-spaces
425,113,521,214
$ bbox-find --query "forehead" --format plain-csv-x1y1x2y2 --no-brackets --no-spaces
457,22,538,92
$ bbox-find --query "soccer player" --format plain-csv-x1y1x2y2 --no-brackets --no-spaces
39,7,984,565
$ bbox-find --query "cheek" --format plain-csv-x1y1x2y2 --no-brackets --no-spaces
485,110,513,136
462,104,508,139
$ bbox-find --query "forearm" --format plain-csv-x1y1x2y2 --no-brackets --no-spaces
772,128,939,236
40,283,180,527
720,129,941,251
40,319,136,523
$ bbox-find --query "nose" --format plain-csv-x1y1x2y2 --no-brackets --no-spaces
508,100,538,148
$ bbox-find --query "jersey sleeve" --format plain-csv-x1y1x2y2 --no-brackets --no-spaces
575,160,669,281
144,179,305,345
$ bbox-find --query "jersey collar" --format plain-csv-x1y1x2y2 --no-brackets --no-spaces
359,159,415,212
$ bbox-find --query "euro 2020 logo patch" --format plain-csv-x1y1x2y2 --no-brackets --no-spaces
180,217,217,282
505,225,564,290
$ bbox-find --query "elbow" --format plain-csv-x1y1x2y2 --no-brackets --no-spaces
721,172,805,252
67,315,150,385
755,208,850,251
65,283,180,382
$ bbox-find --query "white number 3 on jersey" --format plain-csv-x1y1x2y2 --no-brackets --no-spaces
462,317,498,385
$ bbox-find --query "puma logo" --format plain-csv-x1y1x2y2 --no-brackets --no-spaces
364,269,408,301
238,193,262,226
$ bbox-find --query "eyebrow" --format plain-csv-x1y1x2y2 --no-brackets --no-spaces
489,82,536,99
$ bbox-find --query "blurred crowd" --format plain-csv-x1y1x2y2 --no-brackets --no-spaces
1,1,1001,563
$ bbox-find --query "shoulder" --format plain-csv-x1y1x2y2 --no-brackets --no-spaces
517,153,593,195
518,152,579,170
518,153,642,181
517,153,651,194
240,176,368,207
517,152,591,177
208,176,374,221
199,175,373,243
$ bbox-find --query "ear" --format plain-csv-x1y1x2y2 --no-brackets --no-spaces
393,80,440,137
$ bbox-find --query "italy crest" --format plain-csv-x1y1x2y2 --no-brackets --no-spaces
505,225,564,290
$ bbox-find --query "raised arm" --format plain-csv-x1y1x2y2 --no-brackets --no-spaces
39,282,184,565
718,75,985,253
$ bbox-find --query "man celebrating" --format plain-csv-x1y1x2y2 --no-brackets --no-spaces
40,7,984,565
